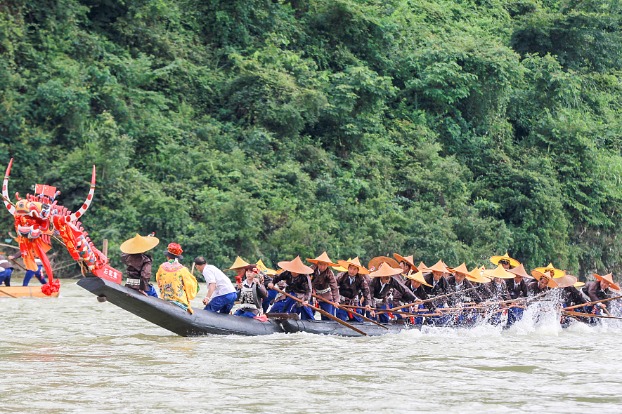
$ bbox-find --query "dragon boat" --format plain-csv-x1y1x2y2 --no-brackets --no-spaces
78,276,418,337
0,285,60,298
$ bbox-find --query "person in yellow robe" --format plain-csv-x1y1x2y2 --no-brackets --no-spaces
156,243,198,313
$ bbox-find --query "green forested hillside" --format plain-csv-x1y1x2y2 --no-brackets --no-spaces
1,0,622,276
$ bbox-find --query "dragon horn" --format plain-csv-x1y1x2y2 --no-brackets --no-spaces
3,158,15,216
70,165,96,221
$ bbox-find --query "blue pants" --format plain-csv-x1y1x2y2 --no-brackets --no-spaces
269,297,315,320
145,284,158,298
318,301,335,320
336,307,364,322
205,292,237,314
0,268,13,286
263,289,278,313
374,303,391,323
22,266,47,286
507,307,524,327
234,309,258,318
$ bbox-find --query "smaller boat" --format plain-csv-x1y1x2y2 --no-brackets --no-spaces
0,286,60,298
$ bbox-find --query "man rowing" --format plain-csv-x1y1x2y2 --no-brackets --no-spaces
335,257,372,322
268,256,314,320
368,263,417,323
307,252,340,319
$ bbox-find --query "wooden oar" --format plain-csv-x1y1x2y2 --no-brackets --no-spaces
273,287,368,336
389,286,479,312
312,294,388,330
563,295,622,311
563,310,622,320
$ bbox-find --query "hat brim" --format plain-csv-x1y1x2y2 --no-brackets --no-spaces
307,259,339,267
489,255,521,268
120,235,160,254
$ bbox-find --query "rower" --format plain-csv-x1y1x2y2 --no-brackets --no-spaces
307,252,340,319
268,256,314,320
334,257,372,322
505,264,533,326
530,269,558,296
234,266,268,318
446,263,483,326
583,272,620,313
368,263,417,323
119,233,159,297
405,270,432,324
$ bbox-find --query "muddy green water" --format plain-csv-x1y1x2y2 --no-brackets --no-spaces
1,281,621,413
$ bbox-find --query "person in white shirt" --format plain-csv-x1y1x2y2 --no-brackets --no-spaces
194,256,237,313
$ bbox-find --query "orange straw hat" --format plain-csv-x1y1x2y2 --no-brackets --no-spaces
369,256,400,271
489,252,521,268
554,275,578,288
405,270,433,287
426,260,450,273
393,253,417,270
120,233,159,254
594,273,621,291
337,257,370,275
531,270,559,288
331,258,351,273
277,256,313,275
256,259,277,276
466,266,490,284
228,256,251,270
307,251,338,267
449,263,469,276
369,262,403,278
483,265,515,279
418,262,429,272
533,263,566,278
507,264,533,279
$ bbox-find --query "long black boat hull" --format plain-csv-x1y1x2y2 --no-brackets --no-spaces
280,319,418,337
77,277,283,337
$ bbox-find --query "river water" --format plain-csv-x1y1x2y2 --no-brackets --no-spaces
1,280,621,413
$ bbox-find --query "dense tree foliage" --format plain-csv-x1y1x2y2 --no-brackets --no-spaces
1,0,621,278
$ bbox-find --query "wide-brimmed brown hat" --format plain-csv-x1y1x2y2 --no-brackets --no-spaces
393,253,417,270
278,256,313,275
120,234,159,254
307,251,338,267
489,252,521,268
369,256,400,272
337,257,370,275
484,265,515,279
594,273,621,291
426,260,450,273
449,263,469,276
554,275,578,288
533,263,565,278
405,270,432,287
369,262,403,278
256,259,277,276
531,270,559,288
228,256,250,270
507,264,533,279
466,266,490,284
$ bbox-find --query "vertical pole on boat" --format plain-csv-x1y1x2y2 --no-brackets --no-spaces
102,239,108,257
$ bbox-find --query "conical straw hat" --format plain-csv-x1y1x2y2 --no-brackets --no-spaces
594,273,620,291
337,257,369,275
369,256,400,271
489,252,520,268
483,265,515,279
449,263,469,275
369,262,403,278
531,270,559,288
332,258,351,273
277,256,313,275
574,281,585,288
426,260,449,273
393,253,416,269
554,275,578,288
466,266,490,284
306,251,338,266
405,270,432,287
256,259,277,276
507,264,533,279
533,263,565,278
227,256,250,270
120,234,159,254
418,262,429,272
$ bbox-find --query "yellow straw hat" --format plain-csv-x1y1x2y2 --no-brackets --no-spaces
531,270,559,288
574,281,585,288
332,258,351,273
369,256,400,272
256,259,277,276
489,252,520,268
507,264,533,279
418,262,429,272
449,263,469,276
594,273,621,291
227,256,250,270
337,257,370,275
483,265,515,279
393,253,417,270
369,262,403,278
120,233,159,254
306,251,338,267
466,266,491,284
533,263,565,278
277,256,313,275
405,270,432,287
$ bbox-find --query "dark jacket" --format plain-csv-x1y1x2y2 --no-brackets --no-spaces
446,276,482,304
311,266,340,303
489,280,511,301
336,272,371,305
423,273,450,297
272,271,312,302
505,278,529,300
583,281,611,302
368,276,416,307
121,253,153,291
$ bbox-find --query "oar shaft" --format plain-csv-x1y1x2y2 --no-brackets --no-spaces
563,295,622,311
390,286,479,312
313,294,388,330
274,288,368,336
